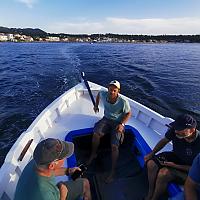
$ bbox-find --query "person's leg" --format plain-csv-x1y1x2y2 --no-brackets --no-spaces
87,132,103,165
87,118,111,165
83,178,92,200
106,144,119,183
145,151,179,200
151,167,174,200
145,160,159,200
105,129,123,183
64,178,88,200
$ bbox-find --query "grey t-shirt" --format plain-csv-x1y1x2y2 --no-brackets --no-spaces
165,129,200,165
14,160,60,200
99,90,131,122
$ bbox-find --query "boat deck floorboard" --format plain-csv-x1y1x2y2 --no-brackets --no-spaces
73,133,149,200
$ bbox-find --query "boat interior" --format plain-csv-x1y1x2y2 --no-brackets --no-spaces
0,83,181,200
65,127,169,200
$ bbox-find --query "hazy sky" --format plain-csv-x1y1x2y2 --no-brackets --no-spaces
1,0,200,35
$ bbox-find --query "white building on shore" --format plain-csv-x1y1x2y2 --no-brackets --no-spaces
0,33,8,41
7,34,14,41
46,36,60,42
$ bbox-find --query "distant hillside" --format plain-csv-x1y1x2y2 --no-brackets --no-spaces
1,26,200,43
0,26,47,37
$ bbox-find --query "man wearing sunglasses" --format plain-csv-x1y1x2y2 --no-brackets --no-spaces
14,138,91,200
144,114,200,200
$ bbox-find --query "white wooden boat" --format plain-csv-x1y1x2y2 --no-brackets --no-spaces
0,75,181,200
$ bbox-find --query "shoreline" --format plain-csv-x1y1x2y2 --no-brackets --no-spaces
0,41,199,44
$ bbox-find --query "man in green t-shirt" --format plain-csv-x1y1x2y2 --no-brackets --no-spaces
14,138,91,200
87,80,132,183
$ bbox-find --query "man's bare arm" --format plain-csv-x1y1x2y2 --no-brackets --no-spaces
163,162,190,172
53,167,81,176
185,176,199,200
57,182,68,200
94,93,100,113
116,111,131,133
120,111,132,125
144,137,170,162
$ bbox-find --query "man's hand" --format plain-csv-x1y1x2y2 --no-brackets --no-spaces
57,182,68,200
162,161,177,168
68,167,81,176
144,152,154,162
116,124,124,133
93,106,99,113
161,161,190,172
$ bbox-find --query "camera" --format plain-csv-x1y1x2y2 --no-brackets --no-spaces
71,164,87,180
157,156,166,163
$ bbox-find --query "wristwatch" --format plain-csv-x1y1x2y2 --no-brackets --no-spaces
120,122,125,127
65,168,69,176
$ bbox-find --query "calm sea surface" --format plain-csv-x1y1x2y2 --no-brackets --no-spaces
0,42,200,166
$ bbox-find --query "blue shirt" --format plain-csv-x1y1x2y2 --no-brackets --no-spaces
188,153,200,199
99,90,131,122
189,153,200,183
165,129,200,165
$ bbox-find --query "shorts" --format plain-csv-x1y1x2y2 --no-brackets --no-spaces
64,178,84,200
94,117,124,146
152,152,188,184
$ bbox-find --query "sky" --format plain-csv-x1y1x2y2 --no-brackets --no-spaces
0,0,200,35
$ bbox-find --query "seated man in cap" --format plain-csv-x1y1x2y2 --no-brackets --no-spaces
14,138,91,200
87,80,132,183
144,114,200,200
185,153,200,200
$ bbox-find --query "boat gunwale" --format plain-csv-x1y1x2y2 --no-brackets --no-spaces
0,81,176,200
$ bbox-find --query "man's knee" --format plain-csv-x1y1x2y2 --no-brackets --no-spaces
146,159,157,171
157,168,172,181
94,132,103,138
83,178,90,192
111,144,119,152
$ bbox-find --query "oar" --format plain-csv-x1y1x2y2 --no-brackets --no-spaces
81,72,95,106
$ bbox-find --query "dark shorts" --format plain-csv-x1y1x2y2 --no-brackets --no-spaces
64,178,84,200
94,117,124,146
152,152,188,184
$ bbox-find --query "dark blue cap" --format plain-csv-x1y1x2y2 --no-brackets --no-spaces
170,114,197,131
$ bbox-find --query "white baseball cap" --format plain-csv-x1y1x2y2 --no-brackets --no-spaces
109,80,120,89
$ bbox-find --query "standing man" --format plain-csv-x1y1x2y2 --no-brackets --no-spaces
144,114,200,200
87,80,131,183
184,153,200,200
14,138,91,200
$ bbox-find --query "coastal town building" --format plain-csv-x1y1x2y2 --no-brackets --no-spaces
46,36,60,42
0,33,8,41
0,33,33,42
0,32,199,43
